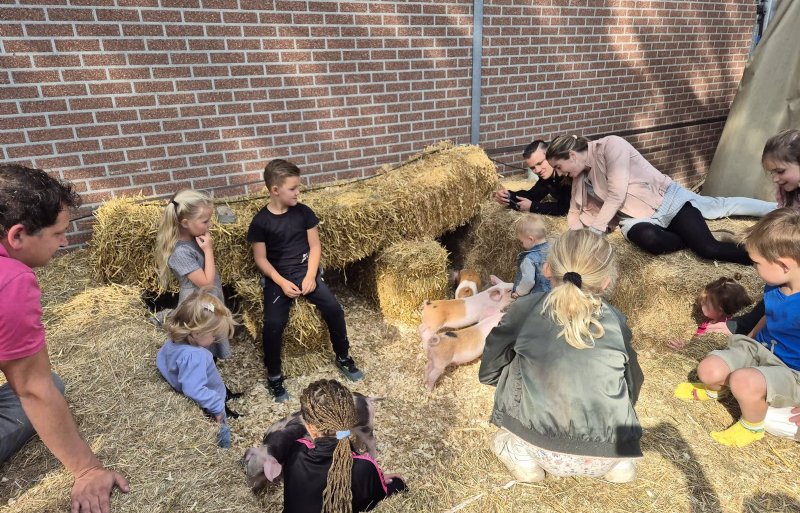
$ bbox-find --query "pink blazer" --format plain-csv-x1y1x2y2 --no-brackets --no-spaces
568,136,673,232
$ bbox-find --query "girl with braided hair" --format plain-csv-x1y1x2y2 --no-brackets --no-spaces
282,379,407,513
480,229,644,482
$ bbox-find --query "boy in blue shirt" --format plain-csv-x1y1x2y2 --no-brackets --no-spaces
247,159,363,403
675,208,800,446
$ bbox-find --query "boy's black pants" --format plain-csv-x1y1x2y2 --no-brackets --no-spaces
261,271,349,376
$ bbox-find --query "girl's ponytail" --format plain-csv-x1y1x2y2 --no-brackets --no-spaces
301,380,359,513
155,198,181,290
541,229,616,349
154,189,214,292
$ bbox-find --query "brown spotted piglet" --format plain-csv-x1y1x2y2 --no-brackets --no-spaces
452,269,482,299
424,311,505,391
419,275,513,347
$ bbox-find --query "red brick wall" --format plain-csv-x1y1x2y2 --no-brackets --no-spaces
0,1,754,245
482,0,752,187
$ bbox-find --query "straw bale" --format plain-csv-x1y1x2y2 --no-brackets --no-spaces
233,277,329,363
87,196,163,292
88,142,497,294
348,239,450,326
463,201,765,347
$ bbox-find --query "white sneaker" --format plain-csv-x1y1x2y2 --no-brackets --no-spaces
491,429,545,483
602,460,637,483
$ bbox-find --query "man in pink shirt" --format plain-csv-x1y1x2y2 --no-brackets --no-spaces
0,164,129,513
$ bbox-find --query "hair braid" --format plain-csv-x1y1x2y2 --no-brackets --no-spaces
300,380,359,513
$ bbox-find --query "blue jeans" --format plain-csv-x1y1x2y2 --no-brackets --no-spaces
688,193,776,219
0,373,65,464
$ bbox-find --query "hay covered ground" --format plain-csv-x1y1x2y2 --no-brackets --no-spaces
2,196,800,512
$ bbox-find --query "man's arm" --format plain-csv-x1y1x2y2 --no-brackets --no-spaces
0,348,129,513
516,179,549,203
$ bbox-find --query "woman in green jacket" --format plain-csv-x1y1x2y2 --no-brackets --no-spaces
479,229,643,483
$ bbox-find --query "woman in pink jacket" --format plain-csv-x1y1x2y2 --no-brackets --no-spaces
545,134,775,265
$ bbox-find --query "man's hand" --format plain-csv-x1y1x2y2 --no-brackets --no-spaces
71,466,130,513
494,189,510,205
301,275,317,295
515,197,532,212
279,279,301,298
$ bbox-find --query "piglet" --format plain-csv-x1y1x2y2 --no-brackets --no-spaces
419,275,513,347
243,392,382,489
452,269,482,299
424,311,505,391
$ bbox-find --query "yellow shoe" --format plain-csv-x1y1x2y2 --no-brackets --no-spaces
673,382,718,401
710,422,765,447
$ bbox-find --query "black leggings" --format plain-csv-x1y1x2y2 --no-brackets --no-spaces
626,203,751,265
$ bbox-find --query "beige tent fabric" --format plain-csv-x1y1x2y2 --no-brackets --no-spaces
704,0,800,200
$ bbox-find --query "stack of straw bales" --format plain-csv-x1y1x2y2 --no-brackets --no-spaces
88,142,498,352
464,180,764,346
89,141,496,291
349,239,450,325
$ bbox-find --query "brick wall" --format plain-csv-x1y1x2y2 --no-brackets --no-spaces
482,0,752,187
0,1,754,245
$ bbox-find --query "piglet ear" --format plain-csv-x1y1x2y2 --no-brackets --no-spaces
263,456,283,481
489,274,500,285
489,289,501,301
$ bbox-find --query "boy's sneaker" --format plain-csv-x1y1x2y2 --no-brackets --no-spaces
266,376,289,403
335,356,364,382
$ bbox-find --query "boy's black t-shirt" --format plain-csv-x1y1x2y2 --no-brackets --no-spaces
246,203,320,277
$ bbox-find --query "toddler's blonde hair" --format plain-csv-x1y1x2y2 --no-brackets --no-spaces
155,189,214,290
514,213,547,240
542,229,617,349
165,287,236,344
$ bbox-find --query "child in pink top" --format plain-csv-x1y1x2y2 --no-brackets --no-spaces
669,277,752,350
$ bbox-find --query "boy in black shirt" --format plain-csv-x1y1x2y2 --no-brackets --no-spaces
246,159,363,402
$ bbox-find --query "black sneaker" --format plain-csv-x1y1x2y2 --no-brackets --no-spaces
266,376,290,403
335,356,364,382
